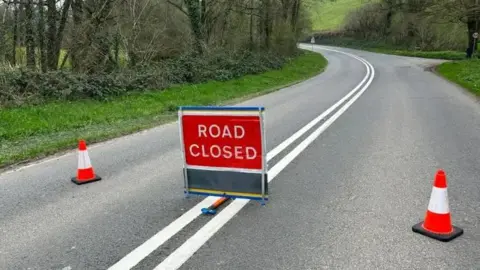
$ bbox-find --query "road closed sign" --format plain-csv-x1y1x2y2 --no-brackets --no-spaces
178,106,268,202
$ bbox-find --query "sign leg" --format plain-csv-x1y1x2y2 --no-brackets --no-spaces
183,168,190,198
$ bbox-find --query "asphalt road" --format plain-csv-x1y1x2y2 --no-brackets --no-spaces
1,44,480,270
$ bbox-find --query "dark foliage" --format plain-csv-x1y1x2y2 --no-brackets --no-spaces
0,49,290,107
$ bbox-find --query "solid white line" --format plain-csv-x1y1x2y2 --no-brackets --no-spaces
107,45,372,270
109,196,218,270
266,46,371,161
154,198,251,270
152,46,376,270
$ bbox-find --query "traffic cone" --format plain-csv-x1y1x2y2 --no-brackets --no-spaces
71,140,102,185
412,169,463,242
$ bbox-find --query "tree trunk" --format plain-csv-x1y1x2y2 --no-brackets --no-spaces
25,0,36,69
290,0,300,33
54,0,73,68
201,0,206,25
71,0,83,71
127,22,138,68
0,5,7,63
281,0,289,21
249,0,254,49
38,0,47,72
18,2,25,47
385,9,392,35
128,49,138,67
74,0,116,73
114,30,120,66
257,6,264,42
12,1,18,66
263,0,271,49
185,0,204,54
46,0,57,70
219,6,232,46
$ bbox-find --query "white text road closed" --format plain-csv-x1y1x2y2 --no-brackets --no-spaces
181,113,264,170
189,144,257,160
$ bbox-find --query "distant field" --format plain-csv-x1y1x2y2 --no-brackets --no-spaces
309,0,366,31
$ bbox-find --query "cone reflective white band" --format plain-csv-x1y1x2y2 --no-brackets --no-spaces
78,150,92,169
427,186,450,214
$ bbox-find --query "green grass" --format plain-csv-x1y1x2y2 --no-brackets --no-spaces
314,36,465,60
369,49,465,60
360,47,465,60
0,50,328,168
436,60,480,96
309,0,365,31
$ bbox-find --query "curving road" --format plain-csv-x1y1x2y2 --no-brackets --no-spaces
1,44,479,270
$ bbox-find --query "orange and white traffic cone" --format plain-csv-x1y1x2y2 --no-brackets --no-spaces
412,169,463,242
71,140,102,185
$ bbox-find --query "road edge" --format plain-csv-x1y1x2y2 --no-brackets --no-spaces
427,63,480,104
0,48,328,175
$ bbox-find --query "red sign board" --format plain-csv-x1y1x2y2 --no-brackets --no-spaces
181,114,263,170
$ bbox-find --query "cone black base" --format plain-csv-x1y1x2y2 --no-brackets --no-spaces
71,175,102,185
412,222,464,242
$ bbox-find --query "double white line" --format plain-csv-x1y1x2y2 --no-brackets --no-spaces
108,45,376,270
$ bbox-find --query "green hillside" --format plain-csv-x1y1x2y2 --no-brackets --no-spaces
309,0,365,31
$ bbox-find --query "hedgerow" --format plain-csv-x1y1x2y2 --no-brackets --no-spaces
0,49,294,107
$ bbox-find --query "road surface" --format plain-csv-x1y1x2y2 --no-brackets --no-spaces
1,45,479,270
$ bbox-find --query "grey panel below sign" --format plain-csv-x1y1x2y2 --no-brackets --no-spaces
185,168,268,195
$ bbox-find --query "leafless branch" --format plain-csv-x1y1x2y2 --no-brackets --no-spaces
167,0,188,16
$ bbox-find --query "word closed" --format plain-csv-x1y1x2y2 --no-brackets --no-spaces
181,114,263,170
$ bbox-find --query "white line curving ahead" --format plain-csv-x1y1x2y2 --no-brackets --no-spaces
107,44,375,270
152,45,376,270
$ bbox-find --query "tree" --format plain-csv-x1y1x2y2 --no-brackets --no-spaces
24,0,35,68
37,0,46,71
0,0,309,73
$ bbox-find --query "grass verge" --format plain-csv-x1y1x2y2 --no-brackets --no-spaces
436,60,480,96
368,48,465,61
313,37,465,60
0,50,328,169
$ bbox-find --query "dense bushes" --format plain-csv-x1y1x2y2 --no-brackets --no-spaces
343,3,389,40
0,49,292,107
318,1,467,51
0,0,311,108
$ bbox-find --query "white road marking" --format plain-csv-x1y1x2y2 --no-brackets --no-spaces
152,45,375,270
266,47,371,161
107,45,373,270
